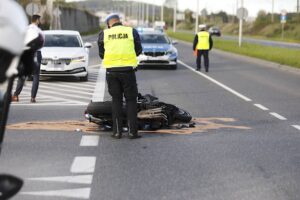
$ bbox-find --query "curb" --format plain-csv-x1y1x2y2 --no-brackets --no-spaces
175,39,300,75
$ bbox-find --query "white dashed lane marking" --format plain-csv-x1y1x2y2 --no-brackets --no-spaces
269,112,287,120
254,104,269,111
292,125,300,131
80,135,100,147
71,157,96,173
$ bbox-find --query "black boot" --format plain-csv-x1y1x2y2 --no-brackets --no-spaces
128,132,141,139
111,132,122,139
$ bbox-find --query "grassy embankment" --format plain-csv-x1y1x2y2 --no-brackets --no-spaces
221,23,300,43
167,31,300,69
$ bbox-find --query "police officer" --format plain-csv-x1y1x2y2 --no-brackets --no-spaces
12,14,44,103
98,14,142,139
193,24,213,72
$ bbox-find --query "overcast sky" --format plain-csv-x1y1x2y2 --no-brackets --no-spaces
164,0,298,17
67,0,298,17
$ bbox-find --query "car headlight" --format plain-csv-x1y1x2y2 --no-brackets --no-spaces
41,58,50,65
71,56,86,63
166,50,175,55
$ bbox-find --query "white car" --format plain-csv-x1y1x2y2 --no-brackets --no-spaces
41,30,92,81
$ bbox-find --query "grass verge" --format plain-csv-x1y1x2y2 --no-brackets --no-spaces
167,31,300,69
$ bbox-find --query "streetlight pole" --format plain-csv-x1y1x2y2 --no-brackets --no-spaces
238,0,244,47
271,0,274,22
137,2,140,25
146,3,149,25
161,2,164,21
142,3,144,25
152,4,155,23
195,0,199,34
173,2,177,32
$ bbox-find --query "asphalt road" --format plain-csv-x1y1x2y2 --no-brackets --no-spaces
0,35,300,200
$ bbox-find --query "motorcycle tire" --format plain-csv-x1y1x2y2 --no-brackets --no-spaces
86,101,126,116
174,108,192,123
86,101,113,116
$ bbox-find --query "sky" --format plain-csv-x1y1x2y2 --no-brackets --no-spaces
66,0,299,17
163,0,298,17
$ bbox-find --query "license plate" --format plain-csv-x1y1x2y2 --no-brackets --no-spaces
148,56,167,61
53,60,62,64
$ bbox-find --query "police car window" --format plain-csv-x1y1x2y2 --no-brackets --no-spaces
140,35,170,44
44,35,82,47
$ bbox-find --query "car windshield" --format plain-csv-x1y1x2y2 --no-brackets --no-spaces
140,34,170,44
44,34,82,47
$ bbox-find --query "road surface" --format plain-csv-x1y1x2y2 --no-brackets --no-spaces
0,35,300,200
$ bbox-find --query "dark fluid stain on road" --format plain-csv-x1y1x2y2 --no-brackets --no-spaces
6,118,250,135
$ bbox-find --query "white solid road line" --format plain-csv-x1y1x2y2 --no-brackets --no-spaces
28,175,93,184
269,112,287,120
92,67,106,102
80,135,100,147
178,60,252,102
292,125,300,131
21,188,91,199
71,157,96,173
254,104,269,111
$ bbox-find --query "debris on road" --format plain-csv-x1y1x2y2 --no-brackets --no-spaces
7,118,250,135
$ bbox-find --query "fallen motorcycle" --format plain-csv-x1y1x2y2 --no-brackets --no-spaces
85,94,193,131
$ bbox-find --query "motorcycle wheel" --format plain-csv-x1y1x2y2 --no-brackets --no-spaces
174,108,192,123
86,101,113,116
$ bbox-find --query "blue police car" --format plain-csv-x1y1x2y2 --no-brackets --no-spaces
137,30,178,69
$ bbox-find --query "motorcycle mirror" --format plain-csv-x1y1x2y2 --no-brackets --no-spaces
0,174,23,199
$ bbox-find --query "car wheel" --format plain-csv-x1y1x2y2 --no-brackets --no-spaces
80,74,88,82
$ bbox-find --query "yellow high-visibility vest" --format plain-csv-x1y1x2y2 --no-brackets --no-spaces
196,31,210,50
103,26,137,68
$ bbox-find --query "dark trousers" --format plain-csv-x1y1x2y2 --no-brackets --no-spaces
14,51,42,98
106,70,138,134
196,50,209,71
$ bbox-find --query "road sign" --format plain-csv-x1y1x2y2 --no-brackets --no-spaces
25,3,39,16
237,7,248,20
281,15,287,23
